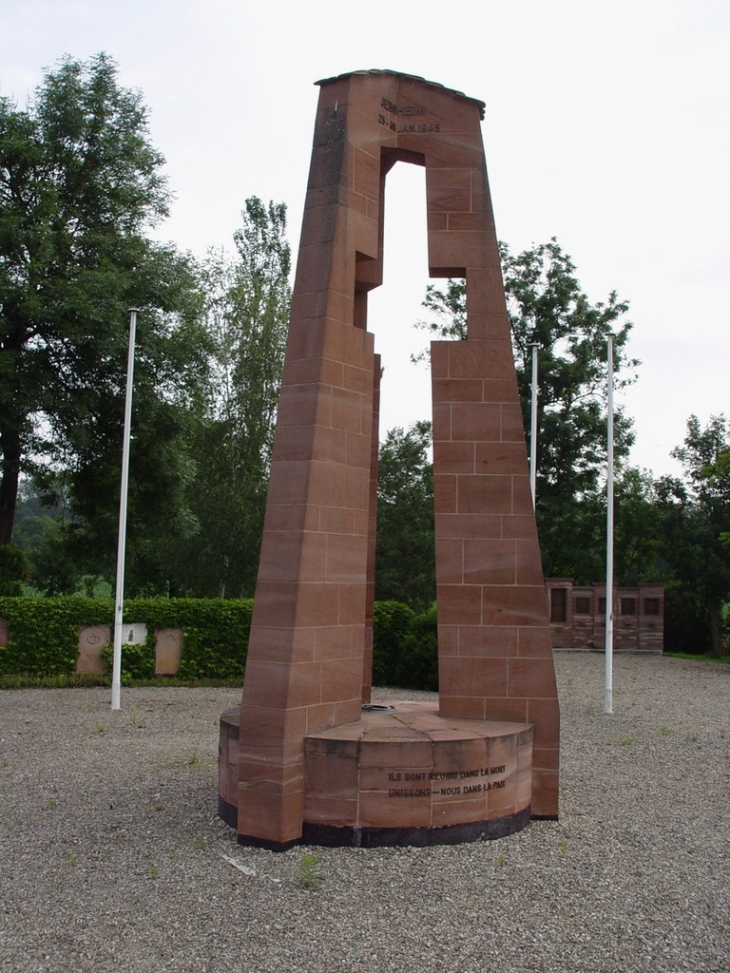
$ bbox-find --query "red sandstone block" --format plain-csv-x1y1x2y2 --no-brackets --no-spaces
501,404,527,443
527,697,561,747
463,538,516,585
438,695,486,719
448,212,490,232
431,400,452,440
337,581,368,626
438,583,483,626
258,530,324,583
480,696,529,725
245,626,314,667
511,476,535,517
244,660,318,710
514,539,547,587
346,186,368,216
275,383,320,428
500,514,538,541
508,658,560,700
358,740,433,772
304,750,358,800
352,146,380,199
441,340,512,381
532,745,560,772
487,777,518,817
486,734,518,777
434,538,464,585
481,376,521,404
450,402,501,442
426,211,449,234
428,231,487,275
433,474,458,514
238,780,304,845
343,466,371,508
346,429,372,468
433,441,476,474
311,625,360,662
247,582,299,630
303,794,358,828
264,460,311,509
329,386,369,432
464,262,505,304
530,768,559,818
457,475,514,516
516,625,553,659
431,795,489,828
475,442,529,475
293,584,342,628
482,585,549,627
439,656,508,697
457,625,519,658
509,774,531,818
432,377,484,404
517,737,533,773
303,702,340,733
416,138,485,171
358,789,431,829
435,512,502,539
431,736,489,771
319,658,363,705
324,533,367,583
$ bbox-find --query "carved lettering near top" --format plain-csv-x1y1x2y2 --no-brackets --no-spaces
378,96,441,135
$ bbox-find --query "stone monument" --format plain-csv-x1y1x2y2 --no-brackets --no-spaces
218,70,560,849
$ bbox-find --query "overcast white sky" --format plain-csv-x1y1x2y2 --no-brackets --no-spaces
2,0,728,477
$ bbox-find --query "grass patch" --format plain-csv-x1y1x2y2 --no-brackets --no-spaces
664,651,730,666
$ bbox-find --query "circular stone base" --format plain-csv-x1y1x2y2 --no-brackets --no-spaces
218,702,534,848
302,701,533,846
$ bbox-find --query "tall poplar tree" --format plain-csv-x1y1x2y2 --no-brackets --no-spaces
181,198,291,597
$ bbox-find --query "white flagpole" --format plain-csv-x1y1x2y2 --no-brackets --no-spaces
111,308,139,711
529,343,539,508
604,333,615,715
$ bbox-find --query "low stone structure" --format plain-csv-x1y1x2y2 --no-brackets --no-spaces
546,579,664,651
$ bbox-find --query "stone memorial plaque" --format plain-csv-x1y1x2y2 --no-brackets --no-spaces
77,625,112,674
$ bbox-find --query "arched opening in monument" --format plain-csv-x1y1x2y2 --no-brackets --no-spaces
367,158,439,621
367,160,431,440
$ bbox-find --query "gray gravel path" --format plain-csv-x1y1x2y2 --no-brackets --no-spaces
1,652,729,973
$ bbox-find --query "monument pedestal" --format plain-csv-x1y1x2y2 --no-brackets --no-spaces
219,702,533,848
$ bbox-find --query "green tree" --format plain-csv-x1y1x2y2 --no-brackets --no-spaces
415,239,638,580
376,421,435,608
0,53,203,560
180,198,291,597
656,415,730,656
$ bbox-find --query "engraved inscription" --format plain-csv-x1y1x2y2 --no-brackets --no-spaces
386,764,509,797
378,96,440,134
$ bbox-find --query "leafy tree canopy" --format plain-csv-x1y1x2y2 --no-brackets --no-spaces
655,415,730,655
376,421,435,609
0,54,204,565
415,238,638,580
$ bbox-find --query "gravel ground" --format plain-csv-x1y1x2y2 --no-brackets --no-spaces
1,652,729,973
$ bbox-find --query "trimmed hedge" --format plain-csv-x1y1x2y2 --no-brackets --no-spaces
373,601,438,691
0,596,436,689
0,597,253,681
